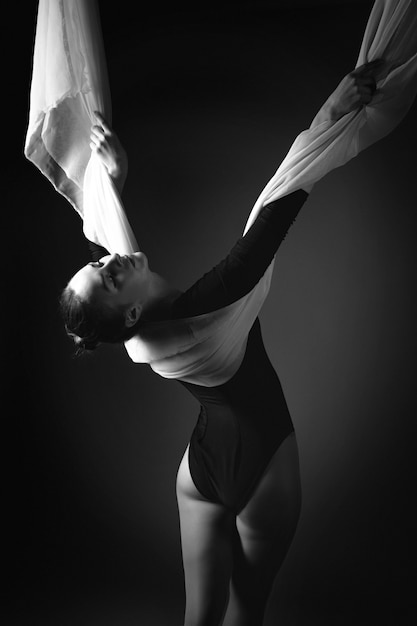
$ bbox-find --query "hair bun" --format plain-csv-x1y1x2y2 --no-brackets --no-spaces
73,334,84,346
67,329,99,353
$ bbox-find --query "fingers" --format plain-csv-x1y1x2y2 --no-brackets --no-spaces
355,73,377,85
93,110,111,135
89,137,101,152
349,84,375,107
89,126,104,151
355,75,377,94
359,87,374,105
352,58,384,77
90,112,114,152
90,125,106,141
349,67,378,107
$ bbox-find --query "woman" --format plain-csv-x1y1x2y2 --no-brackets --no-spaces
60,65,379,626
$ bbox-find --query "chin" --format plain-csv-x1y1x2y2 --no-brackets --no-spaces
132,251,148,270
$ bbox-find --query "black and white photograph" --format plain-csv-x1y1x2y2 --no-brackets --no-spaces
4,1,417,624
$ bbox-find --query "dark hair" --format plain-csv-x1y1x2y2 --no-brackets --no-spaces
59,285,138,354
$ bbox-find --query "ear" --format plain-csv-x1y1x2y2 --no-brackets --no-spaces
124,303,142,328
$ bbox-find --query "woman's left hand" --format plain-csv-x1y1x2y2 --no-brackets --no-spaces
310,59,384,128
90,111,128,193
326,59,384,121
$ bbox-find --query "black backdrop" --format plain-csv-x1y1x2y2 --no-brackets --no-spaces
4,1,416,624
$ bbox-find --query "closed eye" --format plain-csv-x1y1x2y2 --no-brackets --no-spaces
88,261,116,290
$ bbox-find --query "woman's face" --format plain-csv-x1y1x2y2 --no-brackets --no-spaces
68,252,150,314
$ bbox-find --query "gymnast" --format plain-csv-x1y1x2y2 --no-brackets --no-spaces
58,63,380,626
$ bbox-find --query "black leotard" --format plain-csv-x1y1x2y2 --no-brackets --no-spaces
89,190,308,512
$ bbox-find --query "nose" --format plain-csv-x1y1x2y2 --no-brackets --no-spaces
104,253,122,269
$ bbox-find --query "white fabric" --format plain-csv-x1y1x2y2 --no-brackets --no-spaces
245,0,417,231
24,0,138,254
25,0,417,385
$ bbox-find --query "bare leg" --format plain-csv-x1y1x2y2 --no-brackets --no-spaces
176,445,235,626
224,433,302,626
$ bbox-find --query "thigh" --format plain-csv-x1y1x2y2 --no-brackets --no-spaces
225,433,302,625
238,431,302,538
176,445,235,626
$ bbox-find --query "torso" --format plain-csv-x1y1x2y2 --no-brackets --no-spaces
181,317,294,512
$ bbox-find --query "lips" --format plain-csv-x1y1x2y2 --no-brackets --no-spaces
120,254,135,268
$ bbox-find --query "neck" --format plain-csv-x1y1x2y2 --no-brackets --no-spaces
142,271,181,321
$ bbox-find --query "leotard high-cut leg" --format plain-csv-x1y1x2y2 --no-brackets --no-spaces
181,318,293,512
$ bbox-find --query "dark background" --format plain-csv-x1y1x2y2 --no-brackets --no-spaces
4,1,416,624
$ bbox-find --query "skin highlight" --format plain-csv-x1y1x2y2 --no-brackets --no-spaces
68,251,180,326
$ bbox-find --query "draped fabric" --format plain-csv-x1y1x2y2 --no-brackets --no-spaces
24,0,138,254
244,0,417,232
25,0,417,385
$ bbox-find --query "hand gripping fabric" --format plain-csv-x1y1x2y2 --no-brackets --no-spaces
25,1,417,386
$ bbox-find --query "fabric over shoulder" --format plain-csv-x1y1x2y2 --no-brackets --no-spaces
25,0,417,386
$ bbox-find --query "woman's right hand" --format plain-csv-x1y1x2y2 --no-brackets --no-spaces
90,111,128,194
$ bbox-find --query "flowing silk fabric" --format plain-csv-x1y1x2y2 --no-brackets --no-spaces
245,0,417,231
24,0,138,254
25,0,417,385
